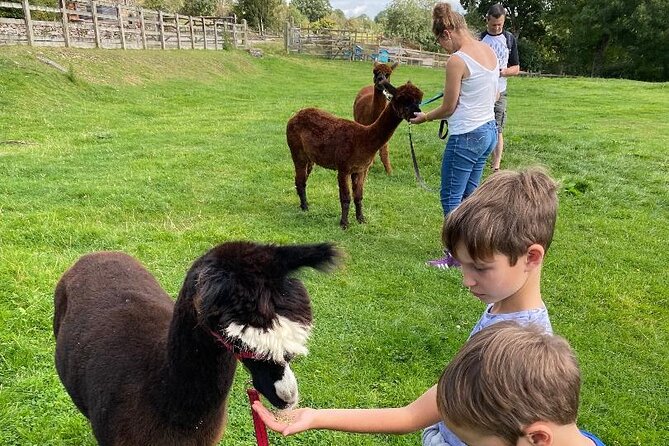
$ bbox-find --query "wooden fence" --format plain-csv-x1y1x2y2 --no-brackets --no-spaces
0,0,248,50
284,24,449,69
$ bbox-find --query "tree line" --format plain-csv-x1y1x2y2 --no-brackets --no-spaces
235,0,667,82
3,0,665,81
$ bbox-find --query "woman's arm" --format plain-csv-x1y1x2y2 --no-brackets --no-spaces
252,385,440,436
410,56,466,124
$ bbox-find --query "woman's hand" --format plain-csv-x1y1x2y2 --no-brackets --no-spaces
252,400,317,436
410,111,430,124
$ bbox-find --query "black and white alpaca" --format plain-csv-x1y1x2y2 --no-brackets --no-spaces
53,241,338,446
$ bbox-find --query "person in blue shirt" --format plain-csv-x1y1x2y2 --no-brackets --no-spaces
435,321,606,446
252,169,576,443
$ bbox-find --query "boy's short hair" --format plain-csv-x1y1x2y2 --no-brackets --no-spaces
487,3,507,18
442,168,558,265
437,321,580,445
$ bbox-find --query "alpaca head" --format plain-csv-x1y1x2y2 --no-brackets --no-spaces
381,81,424,121
372,61,398,91
191,241,339,409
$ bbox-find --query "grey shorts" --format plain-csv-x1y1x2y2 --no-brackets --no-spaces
494,91,507,133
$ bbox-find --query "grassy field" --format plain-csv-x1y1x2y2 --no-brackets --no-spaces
0,45,667,445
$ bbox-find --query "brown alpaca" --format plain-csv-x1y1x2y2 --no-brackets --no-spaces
353,61,398,175
287,81,423,229
54,241,338,446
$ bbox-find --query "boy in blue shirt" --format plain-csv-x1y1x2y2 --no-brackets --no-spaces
253,169,603,445
437,321,605,446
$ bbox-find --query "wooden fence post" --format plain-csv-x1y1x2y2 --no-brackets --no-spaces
60,0,70,47
213,20,218,50
21,0,34,46
242,18,247,48
158,10,165,49
139,8,147,49
188,15,194,49
201,16,207,49
284,21,288,54
91,1,101,48
232,20,237,48
117,4,126,49
175,13,181,49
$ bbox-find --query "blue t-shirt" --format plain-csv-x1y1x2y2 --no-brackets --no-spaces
581,430,606,445
433,305,553,445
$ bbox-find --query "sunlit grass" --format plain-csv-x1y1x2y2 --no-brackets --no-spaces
0,45,667,445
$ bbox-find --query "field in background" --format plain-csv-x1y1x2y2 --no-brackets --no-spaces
0,45,667,445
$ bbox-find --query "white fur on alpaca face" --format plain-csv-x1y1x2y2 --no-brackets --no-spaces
224,315,311,363
275,365,299,408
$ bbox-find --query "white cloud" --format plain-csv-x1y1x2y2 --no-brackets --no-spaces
329,1,466,19
330,1,388,19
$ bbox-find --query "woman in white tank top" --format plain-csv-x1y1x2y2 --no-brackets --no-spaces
410,2,499,271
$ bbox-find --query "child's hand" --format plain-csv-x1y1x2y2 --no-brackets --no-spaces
252,400,316,436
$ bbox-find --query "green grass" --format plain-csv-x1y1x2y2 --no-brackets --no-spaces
0,45,667,445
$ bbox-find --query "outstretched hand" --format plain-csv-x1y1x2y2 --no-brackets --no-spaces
252,400,317,436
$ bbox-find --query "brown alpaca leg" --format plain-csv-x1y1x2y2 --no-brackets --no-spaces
351,171,366,224
337,171,352,229
294,163,309,211
379,143,392,175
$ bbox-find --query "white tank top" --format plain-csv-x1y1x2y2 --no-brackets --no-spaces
447,50,499,135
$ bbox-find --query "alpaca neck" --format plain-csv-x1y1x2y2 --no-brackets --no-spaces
157,294,236,429
364,103,403,153
371,88,388,117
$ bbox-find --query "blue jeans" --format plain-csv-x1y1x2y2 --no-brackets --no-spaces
440,120,497,215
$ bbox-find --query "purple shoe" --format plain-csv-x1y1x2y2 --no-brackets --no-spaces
426,253,461,269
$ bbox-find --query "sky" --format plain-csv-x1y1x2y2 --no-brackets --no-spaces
329,1,465,19
329,1,390,19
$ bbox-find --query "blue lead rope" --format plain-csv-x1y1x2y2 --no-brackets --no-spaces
420,92,443,106
406,91,444,192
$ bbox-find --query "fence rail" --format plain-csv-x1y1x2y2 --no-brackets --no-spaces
0,0,248,50
284,24,449,69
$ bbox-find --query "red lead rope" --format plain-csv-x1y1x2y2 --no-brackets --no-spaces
246,388,270,446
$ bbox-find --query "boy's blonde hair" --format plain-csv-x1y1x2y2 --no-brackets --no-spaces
437,321,580,445
442,168,558,265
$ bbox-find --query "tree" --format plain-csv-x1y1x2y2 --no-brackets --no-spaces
625,0,669,81
281,3,309,27
548,0,668,80
470,0,546,39
233,0,283,33
382,0,436,50
291,0,332,23
180,0,217,16
347,14,377,32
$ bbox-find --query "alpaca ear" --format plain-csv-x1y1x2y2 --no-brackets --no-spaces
391,62,399,69
273,243,341,275
374,61,380,68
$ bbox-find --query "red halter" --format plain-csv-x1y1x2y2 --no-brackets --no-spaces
209,329,260,360
209,329,270,445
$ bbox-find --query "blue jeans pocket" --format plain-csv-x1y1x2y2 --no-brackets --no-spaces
463,133,489,157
